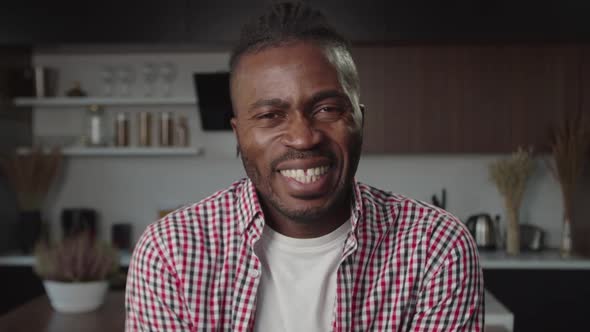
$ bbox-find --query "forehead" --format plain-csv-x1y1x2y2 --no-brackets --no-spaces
230,42,346,109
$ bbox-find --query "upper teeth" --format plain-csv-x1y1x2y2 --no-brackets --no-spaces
280,166,329,184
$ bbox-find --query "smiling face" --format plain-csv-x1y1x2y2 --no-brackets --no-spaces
230,41,363,231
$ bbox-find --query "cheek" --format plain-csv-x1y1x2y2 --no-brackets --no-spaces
326,121,362,148
238,129,278,169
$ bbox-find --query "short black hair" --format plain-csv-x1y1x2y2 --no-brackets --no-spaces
229,1,360,101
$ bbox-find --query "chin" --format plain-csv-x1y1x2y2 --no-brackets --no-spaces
268,189,347,223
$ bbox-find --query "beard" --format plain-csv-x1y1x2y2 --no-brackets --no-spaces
238,140,362,224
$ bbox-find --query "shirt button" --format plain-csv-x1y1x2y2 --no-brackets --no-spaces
249,269,260,278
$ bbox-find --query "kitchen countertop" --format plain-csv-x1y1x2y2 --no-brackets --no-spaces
0,250,131,267
1,249,589,270
479,249,590,269
0,290,513,332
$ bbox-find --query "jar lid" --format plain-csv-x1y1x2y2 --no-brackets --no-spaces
88,104,102,112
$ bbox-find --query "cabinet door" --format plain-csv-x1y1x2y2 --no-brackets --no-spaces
0,266,44,315
462,45,579,153
356,44,580,153
572,45,590,257
0,0,188,44
484,269,590,332
352,48,387,153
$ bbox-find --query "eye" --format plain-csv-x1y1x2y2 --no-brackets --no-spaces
317,107,336,113
257,112,280,120
313,106,344,121
252,110,286,127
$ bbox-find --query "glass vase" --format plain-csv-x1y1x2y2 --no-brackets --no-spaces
560,217,572,258
505,205,520,256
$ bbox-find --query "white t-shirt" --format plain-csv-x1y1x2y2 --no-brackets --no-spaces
253,220,351,332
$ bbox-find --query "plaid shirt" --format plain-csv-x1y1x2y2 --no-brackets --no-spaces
126,178,483,331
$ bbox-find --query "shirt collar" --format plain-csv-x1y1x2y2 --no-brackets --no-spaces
236,178,264,235
236,178,365,237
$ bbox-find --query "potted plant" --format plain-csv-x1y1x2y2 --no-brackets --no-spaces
34,232,119,313
489,147,534,255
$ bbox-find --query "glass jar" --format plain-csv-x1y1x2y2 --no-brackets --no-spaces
114,112,130,147
158,112,174,146
86,105,107,146
175,115,190,147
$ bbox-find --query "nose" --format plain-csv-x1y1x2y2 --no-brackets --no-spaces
281,113,322,150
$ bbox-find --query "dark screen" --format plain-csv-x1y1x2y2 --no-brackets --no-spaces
193,72,233,131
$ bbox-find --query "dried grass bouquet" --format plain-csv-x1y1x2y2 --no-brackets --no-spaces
0,147,62,211
547,111,590,222
547,111,589,256
489,147,535,255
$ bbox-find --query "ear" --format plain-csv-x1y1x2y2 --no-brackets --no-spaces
359,104,366,128
230,117,241,157
230,116,238,134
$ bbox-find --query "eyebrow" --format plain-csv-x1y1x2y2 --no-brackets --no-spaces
248,98,290,112
305,90,350,109
248,89,350,113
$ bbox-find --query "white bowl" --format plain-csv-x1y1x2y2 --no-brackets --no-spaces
43,280,109,313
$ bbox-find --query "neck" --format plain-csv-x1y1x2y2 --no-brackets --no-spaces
261,200,351,239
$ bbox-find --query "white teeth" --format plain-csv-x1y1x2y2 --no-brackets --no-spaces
279,166,329,184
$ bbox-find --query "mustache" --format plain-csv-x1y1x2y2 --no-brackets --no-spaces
270,149,335,170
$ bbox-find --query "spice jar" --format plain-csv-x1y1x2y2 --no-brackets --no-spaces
175,116,190,147
86,105,107,146
114,112,130,147
158,112,174,147
138,112,153,147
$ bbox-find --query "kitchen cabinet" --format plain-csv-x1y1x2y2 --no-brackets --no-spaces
484,269,590,332
0,0,188,44
0,266,44,315
355,44,580,153
572,46,590,257
0,254,129,315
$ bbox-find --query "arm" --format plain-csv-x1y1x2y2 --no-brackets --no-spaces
409,224,484,331
125,225,192,332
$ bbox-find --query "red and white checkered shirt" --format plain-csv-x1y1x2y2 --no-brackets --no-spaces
126,178,483,331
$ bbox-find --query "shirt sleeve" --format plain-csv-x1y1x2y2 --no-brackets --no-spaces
125,225,192,332
409,222,484,332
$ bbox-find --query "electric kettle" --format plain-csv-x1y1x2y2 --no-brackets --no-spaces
465,213,498,250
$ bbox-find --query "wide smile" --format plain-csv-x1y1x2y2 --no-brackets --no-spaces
275,161,335,199
279,165,330,184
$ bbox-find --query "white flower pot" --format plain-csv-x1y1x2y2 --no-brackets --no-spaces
43,280,109,313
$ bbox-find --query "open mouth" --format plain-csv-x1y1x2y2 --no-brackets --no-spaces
279,165,330,184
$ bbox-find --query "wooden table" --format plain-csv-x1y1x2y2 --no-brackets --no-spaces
1,290,509,332
0,292,125,332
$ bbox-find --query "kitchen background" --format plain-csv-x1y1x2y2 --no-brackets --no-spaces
16,50,564,247
1,1,590,331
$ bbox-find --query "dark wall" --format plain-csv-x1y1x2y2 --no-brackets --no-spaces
2,1,590,45
0,47,32,253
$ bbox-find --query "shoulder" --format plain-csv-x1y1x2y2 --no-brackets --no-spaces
358,182,476,262
131,179,249,268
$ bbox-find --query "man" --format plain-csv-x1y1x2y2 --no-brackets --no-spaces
126,2,483,331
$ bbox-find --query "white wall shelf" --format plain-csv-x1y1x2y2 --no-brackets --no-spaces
17,146,204,157
13,97,197,107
